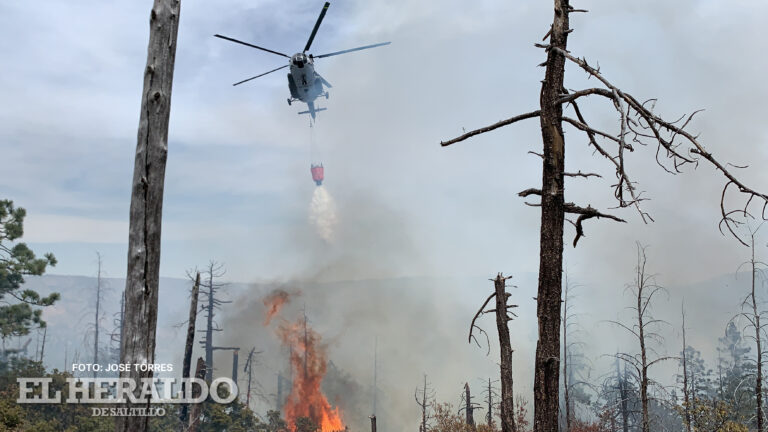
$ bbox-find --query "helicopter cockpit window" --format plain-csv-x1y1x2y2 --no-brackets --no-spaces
292,55,306,68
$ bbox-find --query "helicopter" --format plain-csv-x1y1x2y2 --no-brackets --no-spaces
215,2,391,120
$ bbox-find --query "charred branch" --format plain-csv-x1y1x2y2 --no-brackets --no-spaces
468,292,496,353
563,203,626,246
440,111,541,147
564,171,601,179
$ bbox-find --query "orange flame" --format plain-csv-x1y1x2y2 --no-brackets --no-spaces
263,289,291,326
275,318,345,432
262,290,345,432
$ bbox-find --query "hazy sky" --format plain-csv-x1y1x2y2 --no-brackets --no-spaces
3,1,768,427
1,0,766,287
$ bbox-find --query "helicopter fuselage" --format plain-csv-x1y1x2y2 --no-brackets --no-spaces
287,53,324,103
215,1,388,120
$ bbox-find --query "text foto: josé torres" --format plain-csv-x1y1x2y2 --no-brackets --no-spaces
71,363,173,373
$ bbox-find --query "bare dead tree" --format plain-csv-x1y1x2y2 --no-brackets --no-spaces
369,415,377,432
612,244,674,432
458,382,479,431
680,303,692,432
179,272,200,428
481,378,500,428
197,261,230,382
562,272,576,432
415,374,435,432
118,0,181,431
440,3,768,430
243,347,260,408
465,383,476,429
468,274,519,432
93,252,104,379
733,223,767,432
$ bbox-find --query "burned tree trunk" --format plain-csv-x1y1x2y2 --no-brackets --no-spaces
205,270,214,382
613,245,669,432
179,272,200,428
486,378,494,426
562,275,571,432
637,274,650,432
94,252,102,379
742,228,764,432
464,383,477,431
494,275,517,432
468,275,518,432
415,374,433,432
117,1,180,431
188,357,206,432
232,349,239,382
369,415,377,432
242,347,257,409
534,1,570,430
199,261,227,383
751,233,763,432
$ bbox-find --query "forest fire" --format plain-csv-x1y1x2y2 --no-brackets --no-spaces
263,289,291,325
264,291,346,432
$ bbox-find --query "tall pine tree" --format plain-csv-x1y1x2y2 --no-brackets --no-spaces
0,200,58,345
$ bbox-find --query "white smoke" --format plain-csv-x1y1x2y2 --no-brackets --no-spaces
309,186,338,242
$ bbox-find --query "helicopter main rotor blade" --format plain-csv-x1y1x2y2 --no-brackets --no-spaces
233,64,289,86
304,2,330,53
314,41,391,58
214,34,290,58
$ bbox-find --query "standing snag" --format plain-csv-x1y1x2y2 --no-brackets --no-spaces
732,224,766,432
611,244,674,432
91,252,105,379
468,274,519,432
118,1,181,431
415,374,435,432
180,272,200,428
197,261,230,382
459,382,479,431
